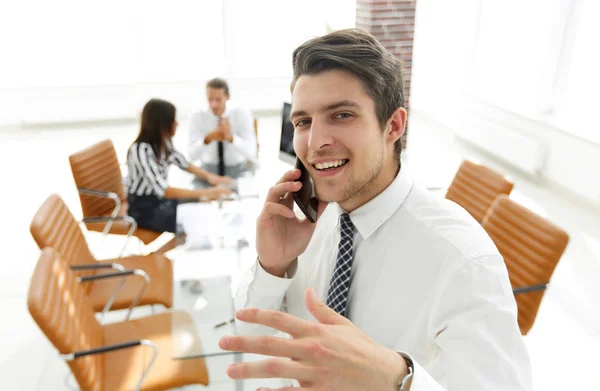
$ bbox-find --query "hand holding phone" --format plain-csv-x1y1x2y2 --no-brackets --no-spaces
255,165,322,277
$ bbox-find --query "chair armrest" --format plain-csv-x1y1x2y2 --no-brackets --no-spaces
82,215,137,229
81,216,137,257
76,270,137,282
78,188,121,237
70,263,124,315
513,283,548,295
61,339,144,360
76,269,150,320
70,263,125,272
61,340,158,391
77,187,119,202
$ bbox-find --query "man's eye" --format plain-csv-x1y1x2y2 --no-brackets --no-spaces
295,119,311,127
334,113,352,120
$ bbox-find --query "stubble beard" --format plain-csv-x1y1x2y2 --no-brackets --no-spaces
315,151,384,206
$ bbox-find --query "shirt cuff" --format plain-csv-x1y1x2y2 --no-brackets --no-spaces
400,353,444,391
234,259,295,336
251,259,296,295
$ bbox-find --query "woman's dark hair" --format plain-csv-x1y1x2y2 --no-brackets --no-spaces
131,98,176,160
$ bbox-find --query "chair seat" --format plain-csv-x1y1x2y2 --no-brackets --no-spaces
84,201,162,245
87,253,173,311
102,311,209,391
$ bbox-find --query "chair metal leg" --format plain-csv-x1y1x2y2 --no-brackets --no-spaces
125,270,150,321
135,340,159,391
100,264,127,320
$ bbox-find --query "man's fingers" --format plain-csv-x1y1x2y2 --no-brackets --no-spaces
226,358,314,382
265,181,302,204
219,335,332,361
220,335,293,357
259,202,296,221
234,308,323,338
305,287,352,326
276,169,301,185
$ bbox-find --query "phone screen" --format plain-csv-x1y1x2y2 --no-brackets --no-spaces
292,158,318,223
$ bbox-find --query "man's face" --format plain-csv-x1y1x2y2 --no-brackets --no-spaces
207,87,229,116
291,69,402,211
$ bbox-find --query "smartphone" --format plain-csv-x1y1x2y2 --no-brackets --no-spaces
292,158,318,223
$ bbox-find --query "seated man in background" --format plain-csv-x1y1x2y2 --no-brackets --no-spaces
188,78,257,178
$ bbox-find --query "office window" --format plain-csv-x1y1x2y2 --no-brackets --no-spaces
223,0,355,79
470,0,569,120
551,0,600,144
0,0,225,88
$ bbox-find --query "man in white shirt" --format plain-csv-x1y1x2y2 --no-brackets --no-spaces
218,29,532,390
188,78,257,177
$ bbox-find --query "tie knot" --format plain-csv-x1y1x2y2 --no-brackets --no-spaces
340,213,355,236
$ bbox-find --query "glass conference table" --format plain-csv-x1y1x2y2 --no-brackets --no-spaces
166,163,287,389
170,273,288,390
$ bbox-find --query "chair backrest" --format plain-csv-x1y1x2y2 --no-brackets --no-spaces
69,139,125,218
481,195,569,335
28,248,104,391
445,160,514,222
30,194,97,289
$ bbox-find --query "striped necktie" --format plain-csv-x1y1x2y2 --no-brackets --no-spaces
326,213,355,318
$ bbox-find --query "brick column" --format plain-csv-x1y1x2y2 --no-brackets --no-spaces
356,0,416,149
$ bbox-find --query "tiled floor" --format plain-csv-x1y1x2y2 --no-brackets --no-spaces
1,110,599,390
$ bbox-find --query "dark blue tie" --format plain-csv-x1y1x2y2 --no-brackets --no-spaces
326,213,355,318
217,117,225,176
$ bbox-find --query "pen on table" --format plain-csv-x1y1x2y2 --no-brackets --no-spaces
214,317,235,328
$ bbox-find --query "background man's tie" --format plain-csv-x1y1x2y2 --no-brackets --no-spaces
217,117,225,176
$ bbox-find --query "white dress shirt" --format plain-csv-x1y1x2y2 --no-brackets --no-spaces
235,167,532,390
188,104,257,166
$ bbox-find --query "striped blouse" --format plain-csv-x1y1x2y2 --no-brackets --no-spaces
126,139,190,198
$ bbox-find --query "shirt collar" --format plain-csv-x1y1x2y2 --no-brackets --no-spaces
334,165,413,240
206,104,231,119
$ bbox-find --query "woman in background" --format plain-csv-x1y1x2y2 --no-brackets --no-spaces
126,98,233,234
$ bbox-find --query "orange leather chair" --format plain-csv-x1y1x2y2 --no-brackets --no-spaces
482,195,569,335
445,160,514,222
69,139,164,251
30,194,173,318
28,247,209,391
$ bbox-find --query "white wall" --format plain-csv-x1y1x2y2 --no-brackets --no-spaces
0,0,355,127
0,78,293,126
410,0,600,206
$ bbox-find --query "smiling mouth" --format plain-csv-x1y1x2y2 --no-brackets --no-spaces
313,159,349,171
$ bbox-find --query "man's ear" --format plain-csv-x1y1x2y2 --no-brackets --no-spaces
386,107,407,145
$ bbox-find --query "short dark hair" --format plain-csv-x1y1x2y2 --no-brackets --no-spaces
206,78,230,96
291,28,405,163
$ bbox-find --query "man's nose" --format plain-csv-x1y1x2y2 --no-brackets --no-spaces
308,119,334,150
